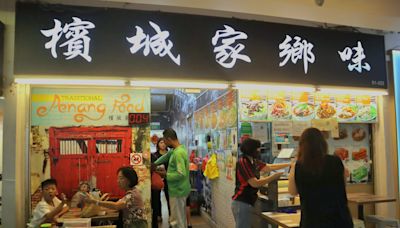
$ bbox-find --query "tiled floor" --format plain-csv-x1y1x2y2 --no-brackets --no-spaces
158,191,211,228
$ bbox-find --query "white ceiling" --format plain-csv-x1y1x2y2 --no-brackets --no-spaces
42,0,400,32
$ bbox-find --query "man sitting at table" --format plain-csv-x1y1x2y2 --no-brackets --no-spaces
28,179,69,228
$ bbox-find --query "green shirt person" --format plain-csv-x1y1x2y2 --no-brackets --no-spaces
154,128,190,228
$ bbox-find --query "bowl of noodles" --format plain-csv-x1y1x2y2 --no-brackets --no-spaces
292,103,314,120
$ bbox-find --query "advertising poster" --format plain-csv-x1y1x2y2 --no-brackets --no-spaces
225,91,238,129
30,87,152,223
272,121,293,144
252,122,270,143
225,150,235,181
311,118,339,138
292,121,312,137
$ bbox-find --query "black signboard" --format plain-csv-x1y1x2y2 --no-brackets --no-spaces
15,3,387,89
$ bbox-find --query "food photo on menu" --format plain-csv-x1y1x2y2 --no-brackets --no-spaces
292,92,315,121
237,90,377,182
239,91,268,121
317,103,336,118
268,92,291,120
356,96,378,122
329,124,371,183
315,94,337,119
336,94,357,122
284,123,372,183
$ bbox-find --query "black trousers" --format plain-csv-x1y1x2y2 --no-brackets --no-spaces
151,189,161,228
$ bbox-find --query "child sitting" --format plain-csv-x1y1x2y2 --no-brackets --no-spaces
70,181,90,208
28,179,69,228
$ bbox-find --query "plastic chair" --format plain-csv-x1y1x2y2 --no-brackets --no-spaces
364,215,400,228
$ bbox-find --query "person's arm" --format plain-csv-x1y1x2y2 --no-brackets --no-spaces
167,151,187,181
344,167,350,182
261,163,291,173
85,194,126,211
44,194,68,222
288,162,298,196
154,151,172,166
247,172,283,188
55,205,69,219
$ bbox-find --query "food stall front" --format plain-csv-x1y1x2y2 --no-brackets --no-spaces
11,2,396,227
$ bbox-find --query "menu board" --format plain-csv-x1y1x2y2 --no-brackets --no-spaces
239,90,268,121
238,90,377,123
328,124,371,183
268,91,292,121
285,123,371,183
292,92,315,121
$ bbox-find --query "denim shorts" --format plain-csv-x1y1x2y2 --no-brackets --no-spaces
231,200,255,228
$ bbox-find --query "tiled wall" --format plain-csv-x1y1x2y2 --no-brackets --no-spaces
211,176,236,228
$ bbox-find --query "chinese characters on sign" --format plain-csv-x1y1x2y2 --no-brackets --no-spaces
126,21,181,65
338,41,371,73
39,19,375,76
279,35,315,74
211,25,251,68
41,17,95,62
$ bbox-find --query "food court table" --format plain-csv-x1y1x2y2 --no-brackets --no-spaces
347,193,396,220
261,211,300,228
57,207,119,224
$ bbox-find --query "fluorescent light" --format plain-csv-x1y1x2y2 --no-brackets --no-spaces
233,82,315,92
184,88,202,94
130,80,228,89
14,78,127,86
317,87,388,96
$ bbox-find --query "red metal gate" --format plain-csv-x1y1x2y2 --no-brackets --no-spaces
49,126,132,199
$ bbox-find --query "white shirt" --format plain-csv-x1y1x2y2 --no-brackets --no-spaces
28,197,62,228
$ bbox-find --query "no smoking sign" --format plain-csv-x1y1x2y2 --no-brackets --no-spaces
130,153,143,166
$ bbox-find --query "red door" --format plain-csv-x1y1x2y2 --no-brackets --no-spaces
49,126,132,199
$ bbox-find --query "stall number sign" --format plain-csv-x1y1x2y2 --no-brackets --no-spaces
128,113,150,126
130,153,143,166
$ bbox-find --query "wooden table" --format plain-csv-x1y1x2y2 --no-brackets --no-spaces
57,207,119,224
261,211,300,228
347,193,396,220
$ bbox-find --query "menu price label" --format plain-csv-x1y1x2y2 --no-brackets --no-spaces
128,113,150,126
